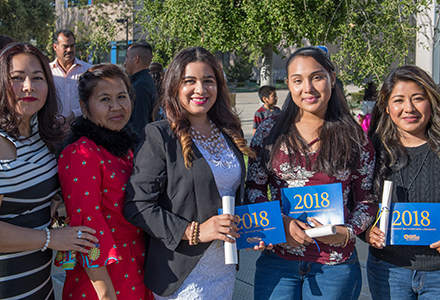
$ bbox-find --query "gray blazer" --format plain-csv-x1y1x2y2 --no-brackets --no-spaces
124,120,246,296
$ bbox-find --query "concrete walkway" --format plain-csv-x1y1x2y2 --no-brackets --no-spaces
53,87,373,300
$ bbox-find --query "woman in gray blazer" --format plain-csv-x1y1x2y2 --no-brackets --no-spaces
124,47,254,299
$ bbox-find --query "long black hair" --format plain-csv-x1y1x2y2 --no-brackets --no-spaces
260,46,366,175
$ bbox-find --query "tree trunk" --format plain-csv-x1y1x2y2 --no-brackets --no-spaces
260,43,273,86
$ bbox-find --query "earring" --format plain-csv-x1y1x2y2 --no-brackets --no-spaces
83,114,87,119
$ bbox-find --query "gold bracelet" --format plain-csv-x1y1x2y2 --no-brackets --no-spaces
341,227,350,248
192,222,199,246
189,221,195,246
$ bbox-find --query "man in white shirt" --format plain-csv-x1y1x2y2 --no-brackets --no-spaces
50,29,92,130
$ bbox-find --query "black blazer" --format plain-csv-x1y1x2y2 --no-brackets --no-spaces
124,120,246,296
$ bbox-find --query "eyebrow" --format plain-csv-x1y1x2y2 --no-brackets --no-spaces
290,70,326,78
96,91,128,97
183,75,216,79
391,92,426,99
10,70,44,74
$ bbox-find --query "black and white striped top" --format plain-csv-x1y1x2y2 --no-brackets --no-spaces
0,118,58,300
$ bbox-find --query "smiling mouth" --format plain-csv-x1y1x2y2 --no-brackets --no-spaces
20,97,37,102
403,116,419,122
109,115,124,121
191,97,208,105
303,97,317,103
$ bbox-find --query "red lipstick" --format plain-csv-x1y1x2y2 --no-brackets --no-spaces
20,97,37,102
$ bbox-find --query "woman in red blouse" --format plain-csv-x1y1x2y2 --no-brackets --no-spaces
246,46,377,299
56,64,153,300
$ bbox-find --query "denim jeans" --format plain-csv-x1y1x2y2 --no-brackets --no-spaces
367,253,440,300
254,249,362,300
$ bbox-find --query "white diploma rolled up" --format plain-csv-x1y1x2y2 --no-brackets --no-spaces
304,224,337,238
379,180,393,247
222,196,238,265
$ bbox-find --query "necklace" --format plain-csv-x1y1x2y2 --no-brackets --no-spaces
190,120,225,156
398,146,430,197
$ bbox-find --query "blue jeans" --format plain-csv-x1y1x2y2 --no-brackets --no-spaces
254,249,361,300
367,253,440,300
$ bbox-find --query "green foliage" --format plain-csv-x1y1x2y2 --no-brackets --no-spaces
136,0,429,87
334,0,431,86
0,0,55,51
136,0,346,65
224,52,254,82
62,0,134,61
349,92,364,104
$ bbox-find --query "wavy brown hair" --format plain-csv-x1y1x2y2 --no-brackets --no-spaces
0,43,63,154
162,47,254,168
261,46,366,175
368,65,440,196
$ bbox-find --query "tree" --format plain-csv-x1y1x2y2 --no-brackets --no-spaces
0,0,55,51
136,0,345,85
136,0,429,87
334,0,431,86
56,0,134,62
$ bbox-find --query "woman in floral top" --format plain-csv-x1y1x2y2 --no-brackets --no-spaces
246,46,377,300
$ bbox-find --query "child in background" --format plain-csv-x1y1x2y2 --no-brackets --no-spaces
253,85,281,135
358,81,377,132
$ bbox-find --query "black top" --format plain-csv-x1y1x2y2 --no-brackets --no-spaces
128,69,158,136
370,142,440,270
124,120,246,296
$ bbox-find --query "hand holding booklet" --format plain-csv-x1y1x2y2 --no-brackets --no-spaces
281,183,344,237
218,200,286,250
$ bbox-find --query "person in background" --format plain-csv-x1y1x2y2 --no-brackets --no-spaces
125,42,158,135
0,34,17,51
358,81,378,132
56,63,154,300
0,42,97,300
150,61,167,120
124,47,253,299
252,85,281,135
366,66,440,299
50,29,93,131
246,46,376,300
150,61,165,96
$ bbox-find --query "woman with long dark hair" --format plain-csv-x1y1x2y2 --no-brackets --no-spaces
124,47,253,299
366,66,440,299
0,43,97,300
246,46,377,299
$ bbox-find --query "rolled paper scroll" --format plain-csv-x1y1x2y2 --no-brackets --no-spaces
222,196,238,265
304,224,337,238
379,180,393,247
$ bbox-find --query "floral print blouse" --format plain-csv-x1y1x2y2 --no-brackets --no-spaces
246,117,377,265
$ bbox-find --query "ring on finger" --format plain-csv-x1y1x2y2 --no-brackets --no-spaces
77,230,82,239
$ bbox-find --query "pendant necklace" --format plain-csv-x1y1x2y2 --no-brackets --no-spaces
398,146,430,198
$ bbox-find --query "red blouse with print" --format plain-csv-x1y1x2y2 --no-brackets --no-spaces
246,117,377,265
57,137,153,299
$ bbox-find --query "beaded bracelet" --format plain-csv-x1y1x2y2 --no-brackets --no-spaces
41,228,51,252
188,221,200,246
192,222,199,246
189,221,196,246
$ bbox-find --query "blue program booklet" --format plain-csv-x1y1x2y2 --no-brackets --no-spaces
281,183,344,226
382,203,440,246
218,201,286,249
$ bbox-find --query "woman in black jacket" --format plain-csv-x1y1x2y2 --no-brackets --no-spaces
124,47,254,299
